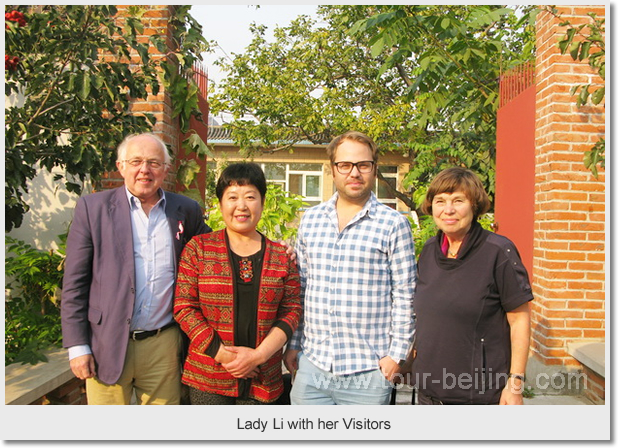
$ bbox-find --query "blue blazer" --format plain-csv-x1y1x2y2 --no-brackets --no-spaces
61,186,210,384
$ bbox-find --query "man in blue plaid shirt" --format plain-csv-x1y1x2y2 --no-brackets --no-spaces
284,131,416,405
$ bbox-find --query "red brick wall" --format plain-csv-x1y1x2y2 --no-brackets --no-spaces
28,378,87,405
532,6,605,369
101,5,180,192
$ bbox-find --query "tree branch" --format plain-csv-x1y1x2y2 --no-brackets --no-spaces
376,168,415,209
395,62,413,87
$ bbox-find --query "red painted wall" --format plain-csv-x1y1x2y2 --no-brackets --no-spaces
495,85,535,280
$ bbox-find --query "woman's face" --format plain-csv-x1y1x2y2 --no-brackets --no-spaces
431,190,475,240
220,183,264,237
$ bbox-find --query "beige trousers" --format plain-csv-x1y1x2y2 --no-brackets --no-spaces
86,325,182,405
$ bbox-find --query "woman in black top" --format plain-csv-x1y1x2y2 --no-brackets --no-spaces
412,167,533,405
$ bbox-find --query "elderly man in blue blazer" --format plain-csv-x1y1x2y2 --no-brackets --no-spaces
61,133,211,405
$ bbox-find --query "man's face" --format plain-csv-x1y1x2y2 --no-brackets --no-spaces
116,135,169,204
331,139,376,205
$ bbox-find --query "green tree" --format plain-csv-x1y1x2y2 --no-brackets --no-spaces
209,5,536,212
5,5,209,231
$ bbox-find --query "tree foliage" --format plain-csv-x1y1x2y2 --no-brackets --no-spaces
5,5,209,231
209,5,536,211
5,235,66,365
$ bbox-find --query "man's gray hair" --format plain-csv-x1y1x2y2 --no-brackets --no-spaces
116,133,171,165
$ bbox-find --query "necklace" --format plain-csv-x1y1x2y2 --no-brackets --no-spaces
448,244,460,258
239,257,254,282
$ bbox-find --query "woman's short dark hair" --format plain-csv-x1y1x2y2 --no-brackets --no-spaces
215,162,267,203
421,167,491,219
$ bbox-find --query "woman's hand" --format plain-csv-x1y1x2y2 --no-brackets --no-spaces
220,346,263,379
214,344,237,365
499,376,524,405
502,302,531,405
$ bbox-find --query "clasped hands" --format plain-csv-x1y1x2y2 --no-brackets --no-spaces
215,345,264,379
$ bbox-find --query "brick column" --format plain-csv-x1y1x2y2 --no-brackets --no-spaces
531,6,605,386
101,5,180,192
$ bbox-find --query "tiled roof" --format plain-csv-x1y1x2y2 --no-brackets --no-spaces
207,126,331,146
208,126,232,141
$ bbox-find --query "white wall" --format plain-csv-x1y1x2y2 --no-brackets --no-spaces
6,165,91,251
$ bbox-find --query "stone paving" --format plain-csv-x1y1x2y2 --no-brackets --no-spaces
392,384,594,405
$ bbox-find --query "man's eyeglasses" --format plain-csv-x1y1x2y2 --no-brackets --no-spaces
123,159,166,170
333,160,375,175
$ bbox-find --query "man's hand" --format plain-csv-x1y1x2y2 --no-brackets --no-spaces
280,240,297,262
69,354,96,380
379,356,400,382
283,348,300,375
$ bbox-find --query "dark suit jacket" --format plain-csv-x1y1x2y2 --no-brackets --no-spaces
61,186,210,384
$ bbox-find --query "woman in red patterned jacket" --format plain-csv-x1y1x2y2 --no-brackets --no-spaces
174,162,301,404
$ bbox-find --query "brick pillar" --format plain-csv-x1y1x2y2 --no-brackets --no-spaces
101,5,180,192
531,6,605,390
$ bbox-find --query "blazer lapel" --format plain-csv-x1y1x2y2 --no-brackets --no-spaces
109,187,134,270
165,194,186,262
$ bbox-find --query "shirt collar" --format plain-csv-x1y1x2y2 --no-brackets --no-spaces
124,186,166,210
325,191,377,219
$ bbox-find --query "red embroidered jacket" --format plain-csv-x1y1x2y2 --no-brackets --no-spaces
173,229,301,403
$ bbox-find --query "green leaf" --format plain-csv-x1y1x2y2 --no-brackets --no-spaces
182,133,214,158
176,159,201,189
577,85,591,106
79,72,91,101
559,28,576,54
578,41,591,60
591,87,605,105
371,36,386,58
419,55,432,70
569,41,581,60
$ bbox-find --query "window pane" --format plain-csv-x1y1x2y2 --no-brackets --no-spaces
379,165,398,174
289,163,322,172
306,175,320,197
289,174,302,196
263,163,286,180
268,181,286,190
377,177,396,199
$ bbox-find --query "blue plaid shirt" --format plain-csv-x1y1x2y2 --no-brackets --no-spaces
288,192,416,375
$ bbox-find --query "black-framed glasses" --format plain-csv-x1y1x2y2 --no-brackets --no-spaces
333,160,375,174
123,159,166,170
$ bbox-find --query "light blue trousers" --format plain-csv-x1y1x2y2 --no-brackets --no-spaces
290,352,392,405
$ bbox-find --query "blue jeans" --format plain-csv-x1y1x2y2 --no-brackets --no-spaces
290,353,392,405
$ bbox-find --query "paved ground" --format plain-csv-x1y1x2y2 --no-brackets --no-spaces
393,385,595,405
523,394,594,405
